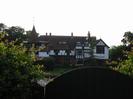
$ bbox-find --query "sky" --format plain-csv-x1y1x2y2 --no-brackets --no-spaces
0,0,133,47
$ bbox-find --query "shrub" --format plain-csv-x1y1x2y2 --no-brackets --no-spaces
114,55,133,77
35,57,55,70
0,41,44,99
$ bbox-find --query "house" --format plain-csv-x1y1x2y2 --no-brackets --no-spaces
24,26,109,65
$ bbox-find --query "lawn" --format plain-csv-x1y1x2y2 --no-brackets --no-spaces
44,66,75,79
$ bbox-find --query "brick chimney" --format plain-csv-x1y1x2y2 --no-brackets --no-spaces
88,31,90,38
49,33,51,36
71,32,73,37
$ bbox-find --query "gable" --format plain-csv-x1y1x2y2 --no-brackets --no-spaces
97,41,105,46
96,39,109,48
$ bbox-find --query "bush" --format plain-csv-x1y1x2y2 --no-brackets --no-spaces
114,55,133,77
35,57,55,70
0,41,44,99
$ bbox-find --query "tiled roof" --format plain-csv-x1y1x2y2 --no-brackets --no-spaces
96,39,110,48
32,25,37,34
26,26,110,50
38,35,88,50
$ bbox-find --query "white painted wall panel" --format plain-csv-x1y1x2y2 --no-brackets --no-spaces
38,52,49,58
49,50,55,55
76,46,82,49
70,50,75,56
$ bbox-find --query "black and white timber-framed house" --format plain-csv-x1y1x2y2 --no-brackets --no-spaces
24,26,109,65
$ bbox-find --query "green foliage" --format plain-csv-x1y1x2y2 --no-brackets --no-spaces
5,26,26,43
106,60,118,67
114,55,133,77
0,40,44,98
35,57,55,70
0,23,26,44
121,31,133,45
0,23,7,32
109,45,127,61
44,66,74,79
109,31,133,77
110,32,133,77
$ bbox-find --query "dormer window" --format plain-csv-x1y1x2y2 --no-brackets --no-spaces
96,46,105,54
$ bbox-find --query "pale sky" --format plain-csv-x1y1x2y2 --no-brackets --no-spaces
1,0,133,47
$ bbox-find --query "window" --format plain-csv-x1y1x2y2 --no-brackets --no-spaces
76,50,82,55
96,46,104,54
76,42,81,46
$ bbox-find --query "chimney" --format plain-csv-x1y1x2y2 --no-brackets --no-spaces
88,31,90,38
46,32,48,36
71,32,73,37
49,33,51,36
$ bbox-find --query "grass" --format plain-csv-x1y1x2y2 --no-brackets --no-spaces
44,66,75,79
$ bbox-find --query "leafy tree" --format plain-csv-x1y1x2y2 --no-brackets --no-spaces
5,26,26,43
121,31,133,52
121,31,133,45
109,45,127,62
0,23,7,32
35,57,55,71
114,54,133,77
0,35,44,99
0,23,26,43
113,31,133,77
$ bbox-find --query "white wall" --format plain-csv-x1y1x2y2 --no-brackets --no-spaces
58,50,67,55
84,53,91,58
49,50,55,55
38,52,49,58
76,46,82,49
92,40,109,59
70,50,75,56
94,46,109,59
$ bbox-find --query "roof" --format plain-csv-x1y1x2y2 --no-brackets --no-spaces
32,25,37,34
38,35,88,50
96,39,110,48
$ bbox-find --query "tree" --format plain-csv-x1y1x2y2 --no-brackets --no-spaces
0,35,44,99
35,57,55,70
121,31,133,52
5,26,26,43
122,31,133,45
109,45,127,62
111,31,133,77
0,23,26,43
0,23,7,32
114,55,133,77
